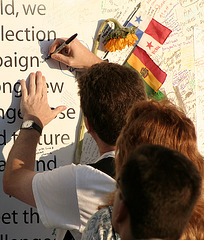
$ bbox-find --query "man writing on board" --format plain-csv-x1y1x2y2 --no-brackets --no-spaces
3,38,147,240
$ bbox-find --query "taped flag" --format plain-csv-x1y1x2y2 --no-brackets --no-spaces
125,15,172,56
124,46,167,99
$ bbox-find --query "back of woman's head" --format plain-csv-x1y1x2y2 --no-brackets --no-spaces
115,99,204,179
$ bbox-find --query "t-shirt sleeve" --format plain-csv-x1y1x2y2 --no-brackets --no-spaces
32,164,81,230
76,165,116,232
32,164,116,233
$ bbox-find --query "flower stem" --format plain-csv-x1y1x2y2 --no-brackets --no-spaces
93,18,122,54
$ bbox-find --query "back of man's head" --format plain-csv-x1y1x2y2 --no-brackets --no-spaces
78,62,147,145
120,144,201,240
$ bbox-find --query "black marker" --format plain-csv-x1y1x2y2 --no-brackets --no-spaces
44,33,78,61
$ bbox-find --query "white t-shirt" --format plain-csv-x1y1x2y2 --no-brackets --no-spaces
32,151,116,240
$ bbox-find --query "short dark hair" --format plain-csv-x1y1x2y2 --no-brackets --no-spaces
120,144,201,240
78,62,147,145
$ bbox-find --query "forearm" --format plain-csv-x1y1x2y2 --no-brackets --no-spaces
7,129,40,170
3,129,40,201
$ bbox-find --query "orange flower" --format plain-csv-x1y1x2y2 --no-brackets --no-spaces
93,18,139,54
105,33,138,52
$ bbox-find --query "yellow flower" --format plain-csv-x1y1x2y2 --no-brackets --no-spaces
105,33,138,52
93,18,139,54
125,34,138,46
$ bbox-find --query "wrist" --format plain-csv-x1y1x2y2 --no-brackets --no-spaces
23,115,43,129
93,56,103,65
19,128,41,146
85,56,103,68
21,120,42,135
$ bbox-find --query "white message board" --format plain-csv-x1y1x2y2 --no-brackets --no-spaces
0,0,203,239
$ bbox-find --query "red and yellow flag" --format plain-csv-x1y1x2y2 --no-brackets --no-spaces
125,46,167,99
